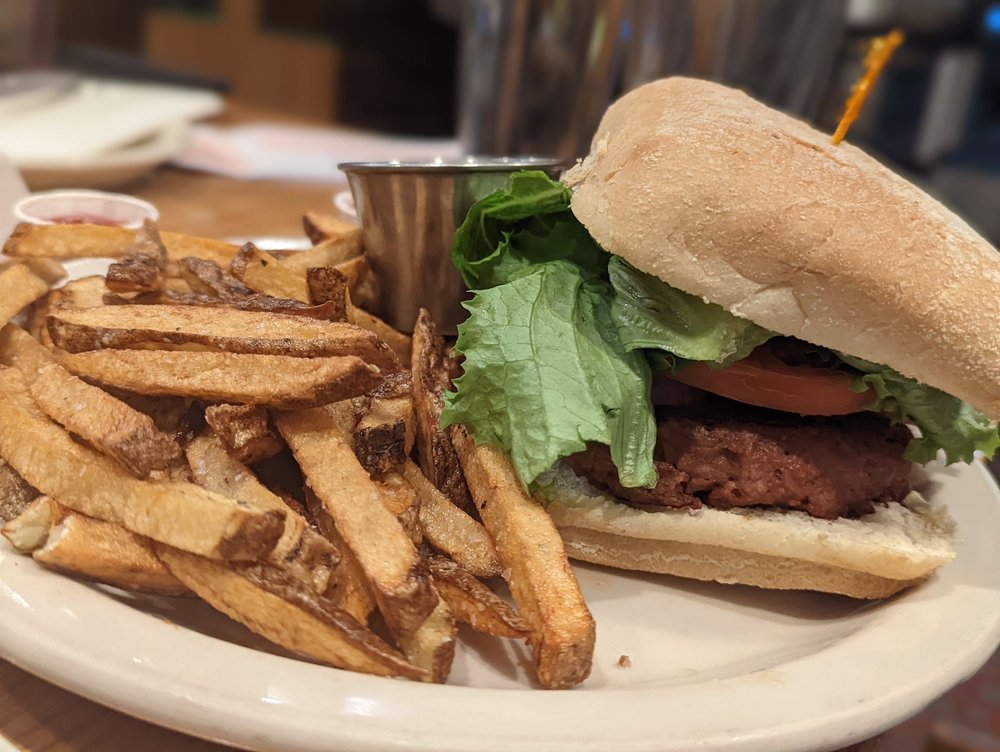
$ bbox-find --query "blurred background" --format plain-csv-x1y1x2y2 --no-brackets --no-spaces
1,0,999,243
1,1,1000,750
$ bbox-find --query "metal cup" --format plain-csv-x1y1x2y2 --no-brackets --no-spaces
340,158,564,334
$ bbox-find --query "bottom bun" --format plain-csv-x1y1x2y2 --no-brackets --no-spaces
539,464,957,600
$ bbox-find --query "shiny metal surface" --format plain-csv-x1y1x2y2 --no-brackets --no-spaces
458,0,848,159
340,158,564,334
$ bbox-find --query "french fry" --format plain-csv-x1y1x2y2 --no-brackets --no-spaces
0,323,56,378
55,275,109,309
28,276,109,349
1,496,62,553
354,395,412,477
186,434,339,594
402,461,501,579
0,458,40,523
204,404,283,464
304,489,377,624
34,513,188,595
412,309,473,511
450,426,595,689
30,361,184,478
3,223,238,264
230,243,309,302
155,546,428,680
0,263,48,328
304,266,348,319
22,258,66,285
105,220,168,293
103,389,199,444
178,257,255,298
48,304,398,370
283,238,363,277
350,306,411,362
308,267,410,363
62,350,380,408
426,555,529,639
334,254,377,310
0,368,284,561
277,406,437,639
397,592,456,684
301,212,361,247
376,470,422,546
115,289,343,320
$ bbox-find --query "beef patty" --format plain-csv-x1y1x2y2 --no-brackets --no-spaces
565,410,913,520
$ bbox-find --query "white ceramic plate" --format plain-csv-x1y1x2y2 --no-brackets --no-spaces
18,123,191,191
1,261,999,752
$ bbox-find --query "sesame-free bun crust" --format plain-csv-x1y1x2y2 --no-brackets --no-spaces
565,77,1000,419
542,465,956,600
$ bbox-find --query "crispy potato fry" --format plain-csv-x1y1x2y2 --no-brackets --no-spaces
27,290,58,347
35,513,188,595
48,304,398,370
28,276,108,349
350,306,411,362
304,489,377,625
0,263,48,328
283,237,362,274
105,220,168,293
1,496,62,553
301,212,361,247
204,404,283,464
0,458,40,523
0,368,284,560
63,350,380,408
3,223,237,264
57,275,109,308
403,461,501,579
103,389,199,443
426,555,529,638
231,243,309,302
304,266,348,316
113,288,342,320
333,254,377,310
277,406,436,639
186,435,339,594
178,257,255,298
376,470,421,546
451,426,595,689
22,258,66,285
354,395,412,477
397,592,456,684
30,361,183,478
0,323,56,378
155,546,428,680
308,266,410,366
106,253,165,294
412,309,473,510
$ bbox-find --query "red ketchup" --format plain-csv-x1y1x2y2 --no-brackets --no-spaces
48,214,123,226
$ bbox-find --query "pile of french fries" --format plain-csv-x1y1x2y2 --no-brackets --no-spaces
0,213,595,688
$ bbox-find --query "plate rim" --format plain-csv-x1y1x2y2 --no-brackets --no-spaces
0,461,998,752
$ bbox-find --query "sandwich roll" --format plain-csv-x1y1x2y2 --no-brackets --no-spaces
541,464,956,600
565,77,1000,419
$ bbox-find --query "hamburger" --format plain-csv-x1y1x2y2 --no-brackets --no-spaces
441,77,1000,600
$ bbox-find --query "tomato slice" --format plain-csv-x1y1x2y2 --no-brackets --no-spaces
668,348,874,416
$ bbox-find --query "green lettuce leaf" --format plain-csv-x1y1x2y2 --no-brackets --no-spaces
450,171,606,289
441,261,656,488
840,355,1000,464
608,257,774,372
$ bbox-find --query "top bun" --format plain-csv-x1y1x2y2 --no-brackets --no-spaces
565,77,1000,419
